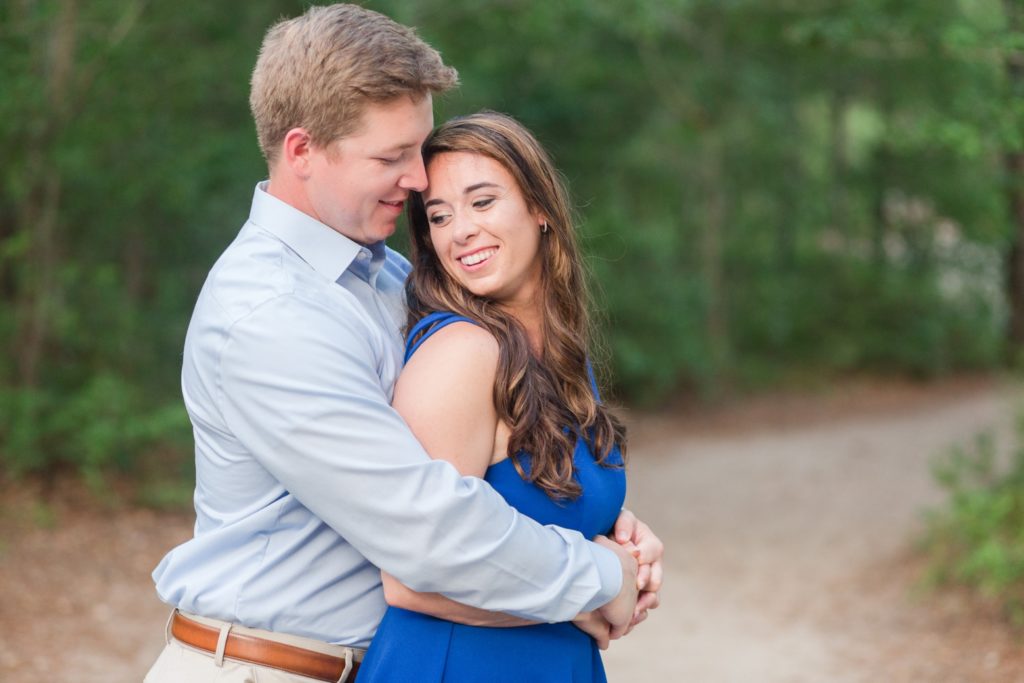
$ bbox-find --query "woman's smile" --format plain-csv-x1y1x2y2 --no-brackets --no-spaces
423,152,544,310
458,247,499,268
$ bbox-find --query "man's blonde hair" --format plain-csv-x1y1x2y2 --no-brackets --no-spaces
250,4,458,166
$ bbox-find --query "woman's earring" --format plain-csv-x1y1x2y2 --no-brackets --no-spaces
541,221,549,234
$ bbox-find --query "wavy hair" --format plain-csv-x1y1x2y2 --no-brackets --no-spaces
405,111,626,500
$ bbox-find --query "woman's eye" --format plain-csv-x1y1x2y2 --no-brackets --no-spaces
472,197,495,209
428,213,451,226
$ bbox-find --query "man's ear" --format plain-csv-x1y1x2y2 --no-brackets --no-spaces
281,127,314,178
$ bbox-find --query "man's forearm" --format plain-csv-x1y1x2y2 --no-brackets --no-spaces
219,303,623,622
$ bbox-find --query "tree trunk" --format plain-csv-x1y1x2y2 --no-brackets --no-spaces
870,96,896,271
1004,0,1024,350
1006,152,1024,348
828,87,850,240
700,130,729,385
778,91,800,270
12,0,78,390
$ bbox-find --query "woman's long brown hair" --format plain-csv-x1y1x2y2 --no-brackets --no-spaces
405,111,626,500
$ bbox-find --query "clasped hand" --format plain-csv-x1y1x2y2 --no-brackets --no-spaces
572,510,664,649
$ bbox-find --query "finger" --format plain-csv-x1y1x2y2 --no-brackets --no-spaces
645,559,664,594
634,531,664,566
614,508,638,544
636,590,660,613
633,592,657,620
609,622,629,640
630,609,649,627
634,589,659,610
636,563,651,590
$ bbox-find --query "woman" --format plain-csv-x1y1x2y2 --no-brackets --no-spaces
358,111,630,682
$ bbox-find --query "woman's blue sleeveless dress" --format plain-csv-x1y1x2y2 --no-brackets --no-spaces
357,312,626,682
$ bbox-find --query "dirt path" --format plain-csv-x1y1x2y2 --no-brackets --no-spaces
603,377,1022,682
0,378,1019,682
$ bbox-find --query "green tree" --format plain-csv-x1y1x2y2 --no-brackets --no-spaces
0,0,1018,478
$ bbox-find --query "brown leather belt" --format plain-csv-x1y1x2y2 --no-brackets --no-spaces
171,611,360,682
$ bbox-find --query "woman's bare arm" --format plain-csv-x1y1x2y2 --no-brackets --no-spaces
381,571,535,627
384,322,528,626
386,321,623,643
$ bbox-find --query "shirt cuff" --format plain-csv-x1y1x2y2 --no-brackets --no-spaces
579,541,623,613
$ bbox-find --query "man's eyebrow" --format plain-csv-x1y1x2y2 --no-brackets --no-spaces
368,144,413,157
421,181,501,208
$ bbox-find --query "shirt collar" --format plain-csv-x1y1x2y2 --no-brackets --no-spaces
248,181,363,283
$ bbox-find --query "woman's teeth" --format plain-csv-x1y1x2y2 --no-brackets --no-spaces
460,248,497,266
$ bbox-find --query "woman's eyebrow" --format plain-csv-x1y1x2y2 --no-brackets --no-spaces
465,182,499,194
424,182,501,209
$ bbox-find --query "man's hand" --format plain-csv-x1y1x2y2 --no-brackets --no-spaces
593,535,639,639
612,509,664,629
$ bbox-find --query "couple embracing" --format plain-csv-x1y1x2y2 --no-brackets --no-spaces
146,4,664,682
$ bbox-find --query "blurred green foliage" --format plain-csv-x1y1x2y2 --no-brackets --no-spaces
0,0,1020,479
924,418,1024,625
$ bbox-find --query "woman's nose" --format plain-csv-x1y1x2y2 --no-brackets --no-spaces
451,212,479,243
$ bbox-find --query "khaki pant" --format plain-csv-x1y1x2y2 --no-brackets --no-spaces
144,612,364,683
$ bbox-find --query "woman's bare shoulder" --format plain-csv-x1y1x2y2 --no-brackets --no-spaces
395,320,501,476
405,320,499,372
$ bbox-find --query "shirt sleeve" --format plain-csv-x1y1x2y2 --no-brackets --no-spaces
216,293,622,621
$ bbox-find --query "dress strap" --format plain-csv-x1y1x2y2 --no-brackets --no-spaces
404,311,481,364
407,314,605,402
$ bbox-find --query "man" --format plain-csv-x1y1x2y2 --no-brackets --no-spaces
146,5,662,682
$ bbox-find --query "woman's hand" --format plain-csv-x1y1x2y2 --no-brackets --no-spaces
572,611,612,650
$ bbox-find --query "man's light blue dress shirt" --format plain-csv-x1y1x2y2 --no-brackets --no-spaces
152,183,621,647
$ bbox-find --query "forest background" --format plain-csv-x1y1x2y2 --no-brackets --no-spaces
3,0,1023,518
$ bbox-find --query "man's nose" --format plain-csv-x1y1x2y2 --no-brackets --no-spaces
401,155,428,192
